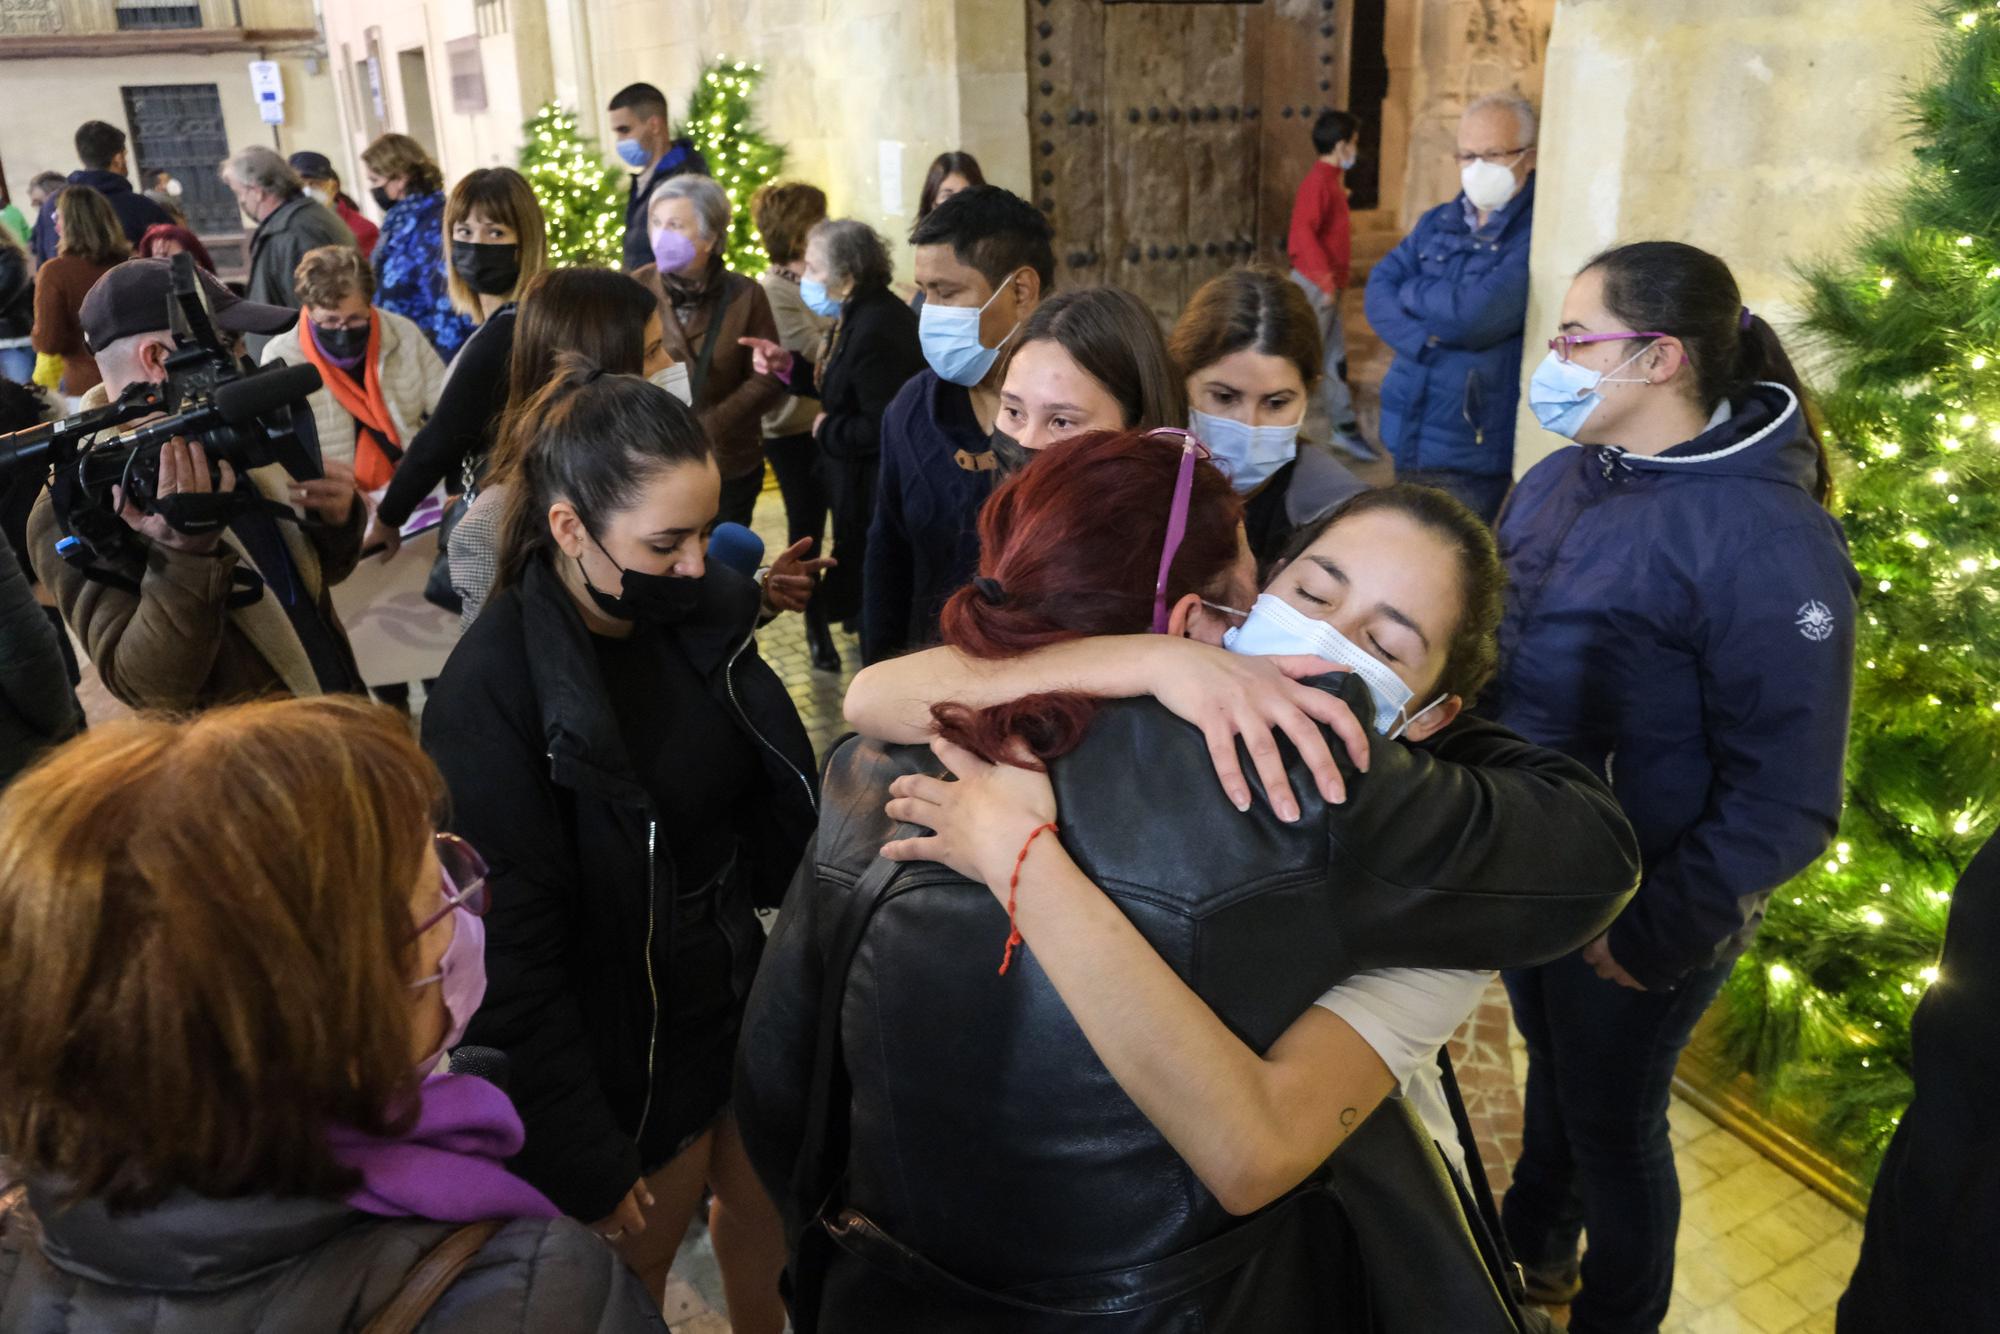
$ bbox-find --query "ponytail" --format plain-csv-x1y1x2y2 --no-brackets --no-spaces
1587,241,1833,510
491,351,713,592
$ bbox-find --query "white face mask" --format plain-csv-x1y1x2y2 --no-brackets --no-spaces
1189,406,1300,495
1338,145,1358,171
1460,158,1521,213
1219,593,1446,739
650,363,693,405
305,185,333,207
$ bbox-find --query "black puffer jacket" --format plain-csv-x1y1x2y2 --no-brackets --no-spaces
422,558,817,1221
0,1183,664,1332
737,676,1640,1332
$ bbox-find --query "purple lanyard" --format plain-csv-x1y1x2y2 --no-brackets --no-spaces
1149,428,1211,634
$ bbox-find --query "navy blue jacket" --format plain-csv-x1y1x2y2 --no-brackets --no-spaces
861,369,993,664
30,170,172,263
1364,176,1534,478
1489,383,1858,989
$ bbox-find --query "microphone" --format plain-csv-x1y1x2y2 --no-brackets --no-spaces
211,361,324,423
707,521,765,579
448,1045,512,1092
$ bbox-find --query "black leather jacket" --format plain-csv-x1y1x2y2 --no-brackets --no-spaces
736,677,1640,1332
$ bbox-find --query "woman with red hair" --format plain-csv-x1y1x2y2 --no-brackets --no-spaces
135,222,215,274
736,429,1641,1331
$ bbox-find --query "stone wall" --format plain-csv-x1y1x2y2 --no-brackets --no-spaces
1511,0,1934,474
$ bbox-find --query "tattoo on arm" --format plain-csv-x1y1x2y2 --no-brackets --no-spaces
1339,1106,1359,1136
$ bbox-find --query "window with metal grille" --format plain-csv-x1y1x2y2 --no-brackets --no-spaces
121,83,237,235
115,1,203,30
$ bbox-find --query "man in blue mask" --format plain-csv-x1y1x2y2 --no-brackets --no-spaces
606,82,710,272
1363,92,1539,524
862,184,1053,664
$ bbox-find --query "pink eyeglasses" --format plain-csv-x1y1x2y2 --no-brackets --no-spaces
1547,330,1667,363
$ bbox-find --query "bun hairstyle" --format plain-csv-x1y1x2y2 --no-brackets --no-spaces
932,429,1244,765
492,352,713,591
1585,241,1832,507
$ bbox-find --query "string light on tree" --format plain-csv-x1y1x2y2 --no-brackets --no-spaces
518,102,625,267
1709,5,1998,1190
683,57,787,276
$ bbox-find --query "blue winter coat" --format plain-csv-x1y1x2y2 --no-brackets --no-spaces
1489,383,1858,989
372,190,475,361
1364,176,1535,478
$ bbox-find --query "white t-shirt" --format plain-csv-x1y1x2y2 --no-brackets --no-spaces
1313,967,1492,1180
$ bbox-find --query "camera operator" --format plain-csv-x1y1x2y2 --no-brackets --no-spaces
25,259,367,711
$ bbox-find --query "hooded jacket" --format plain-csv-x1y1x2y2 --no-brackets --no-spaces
1490,382,1859,989
1364,176,1535,478
736,680,1640,1332
421,558,817,1220
28,170,172,264
0,1183,664,1332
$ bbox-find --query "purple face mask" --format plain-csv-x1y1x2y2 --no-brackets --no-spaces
652,226,698,274
411,905,487,1074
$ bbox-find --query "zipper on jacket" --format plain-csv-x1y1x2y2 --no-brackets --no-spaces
635,817,661,1146
725,627,817,814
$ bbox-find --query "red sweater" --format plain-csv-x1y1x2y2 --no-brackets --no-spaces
1287,160,1351,294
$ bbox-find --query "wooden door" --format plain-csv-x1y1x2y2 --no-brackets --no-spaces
1027,1,1358,322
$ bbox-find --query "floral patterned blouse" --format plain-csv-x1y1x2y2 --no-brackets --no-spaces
372,190,475,362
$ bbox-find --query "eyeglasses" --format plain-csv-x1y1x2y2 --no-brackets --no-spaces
1147,428,1213,635
410,832,491,940
1453,145,1534,167
1547,331,1668,363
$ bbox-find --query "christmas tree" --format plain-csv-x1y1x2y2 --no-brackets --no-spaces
519,102,626,268
683,59,786,276
1709,4,1999,1184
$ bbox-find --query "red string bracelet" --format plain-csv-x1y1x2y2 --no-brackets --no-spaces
999,821,1060,976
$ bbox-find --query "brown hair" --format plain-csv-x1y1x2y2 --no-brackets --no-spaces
919,151,985,219
1013,286,1186,432
0,697,444,1210
443,167,548,319
1168,267,1323,392
361,132,443,197
750,181,828,266
293,244,376,309
56,185,132,266
485,267,660,489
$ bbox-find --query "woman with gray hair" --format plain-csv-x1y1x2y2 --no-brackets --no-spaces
636,174,784,528
740,218,924,671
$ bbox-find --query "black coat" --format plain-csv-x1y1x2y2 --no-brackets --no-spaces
736,676,1641,1332
0,243,33,341
422,558,817,1221
779,283,925,621
0,1181,665,1332
1839,830,2000,1332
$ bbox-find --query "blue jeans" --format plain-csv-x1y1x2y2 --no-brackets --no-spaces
1501,951,1735,1334
1395,468,1512,525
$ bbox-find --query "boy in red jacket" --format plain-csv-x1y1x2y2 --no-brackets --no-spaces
1287,110,1370,461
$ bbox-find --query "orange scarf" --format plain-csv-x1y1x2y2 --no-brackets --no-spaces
300,315,401,491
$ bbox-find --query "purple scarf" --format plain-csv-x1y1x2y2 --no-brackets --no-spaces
327,1073,560,1222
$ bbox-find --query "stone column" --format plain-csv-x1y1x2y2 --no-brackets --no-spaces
1511,0,1934,475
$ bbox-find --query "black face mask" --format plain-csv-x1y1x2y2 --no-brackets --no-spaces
989,427,1035,480
313,323,368,360
370,185,396,213
578,537,704,625
452,241,520,297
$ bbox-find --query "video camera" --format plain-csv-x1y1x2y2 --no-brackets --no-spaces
0,252,324,576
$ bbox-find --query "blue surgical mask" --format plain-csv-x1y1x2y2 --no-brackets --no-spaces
918,273,1023,387
1527,344,1653,440
615,137,651,170
1190,407,1301,495
800,276,843,318
1220,593,1445,739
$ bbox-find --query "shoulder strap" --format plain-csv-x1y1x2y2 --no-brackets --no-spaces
688,290,731,405
361,1219,504,1334
787,852,906,1332
1435,1046,1534,1320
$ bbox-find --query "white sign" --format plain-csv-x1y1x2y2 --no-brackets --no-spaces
878,140,904,217
248,60,284,99
259,98,286,126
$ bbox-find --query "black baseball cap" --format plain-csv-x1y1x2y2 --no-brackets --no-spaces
288,150,336,180
81,258,298,353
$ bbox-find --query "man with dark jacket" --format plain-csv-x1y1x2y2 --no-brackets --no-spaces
607,82,711,272
28,120,174,263
862,186,1051,663
1839,830,1999,1331
25,260,365,713
221,146,356,357
1364,93,1539,523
